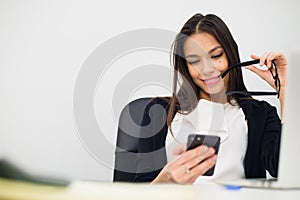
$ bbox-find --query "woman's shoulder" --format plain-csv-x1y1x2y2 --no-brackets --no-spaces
239,98,278,116
240,98,275,108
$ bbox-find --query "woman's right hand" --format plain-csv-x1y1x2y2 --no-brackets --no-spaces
151,145,217,184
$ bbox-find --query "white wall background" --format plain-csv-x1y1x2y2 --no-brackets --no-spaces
0,0,299,182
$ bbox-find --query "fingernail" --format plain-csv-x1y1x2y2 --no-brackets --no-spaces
200,145,208,154
213,155,217,162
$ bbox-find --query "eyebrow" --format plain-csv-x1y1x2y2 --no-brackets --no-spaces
185,46,223,59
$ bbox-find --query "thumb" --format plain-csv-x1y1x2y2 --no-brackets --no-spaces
245,65,265,79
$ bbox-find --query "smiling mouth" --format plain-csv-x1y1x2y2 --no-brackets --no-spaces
200,75,222,86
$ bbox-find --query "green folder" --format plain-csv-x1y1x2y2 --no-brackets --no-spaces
0,159,69,186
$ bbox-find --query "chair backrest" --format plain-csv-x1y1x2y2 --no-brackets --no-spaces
113,97,170,182
113,97,154,182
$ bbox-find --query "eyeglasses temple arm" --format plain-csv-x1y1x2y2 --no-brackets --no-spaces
226,91,279,96
221,59,260,78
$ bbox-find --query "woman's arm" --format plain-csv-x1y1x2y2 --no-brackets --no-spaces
260,102,282,177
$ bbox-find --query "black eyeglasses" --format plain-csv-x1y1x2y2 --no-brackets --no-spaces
221,59,281,98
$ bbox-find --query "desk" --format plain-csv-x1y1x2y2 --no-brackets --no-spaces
0,178,300,200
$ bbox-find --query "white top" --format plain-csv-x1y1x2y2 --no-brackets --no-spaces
165,99,248,183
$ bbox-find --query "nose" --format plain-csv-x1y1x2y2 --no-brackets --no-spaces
201,59,216,75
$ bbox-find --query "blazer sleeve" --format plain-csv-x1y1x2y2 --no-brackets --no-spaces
260,102,282,178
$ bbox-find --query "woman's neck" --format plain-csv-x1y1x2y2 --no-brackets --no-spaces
200,90,228,104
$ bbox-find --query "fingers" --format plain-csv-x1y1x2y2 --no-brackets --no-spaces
247,51,288,90
173,154,218,184
251,52,285,69
184,147,215,170
250,54,259,60
189,154,217,179
164,145,217,184
261,52,276,69
175,145,210,166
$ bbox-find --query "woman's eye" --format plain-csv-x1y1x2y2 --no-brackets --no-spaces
188,60,200,65
211,52,223,59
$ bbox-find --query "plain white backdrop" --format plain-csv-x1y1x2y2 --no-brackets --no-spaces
0,0,299,182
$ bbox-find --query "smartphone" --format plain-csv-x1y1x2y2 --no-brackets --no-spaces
186,134,220,176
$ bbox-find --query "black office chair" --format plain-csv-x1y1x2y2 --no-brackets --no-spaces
113,97,170,182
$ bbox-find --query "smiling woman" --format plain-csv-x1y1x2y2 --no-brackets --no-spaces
133,13,287,184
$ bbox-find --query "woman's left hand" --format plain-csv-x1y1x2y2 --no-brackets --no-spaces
246,52,288,122
246,52,287,90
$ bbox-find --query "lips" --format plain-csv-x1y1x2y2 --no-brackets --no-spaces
201,75,221,86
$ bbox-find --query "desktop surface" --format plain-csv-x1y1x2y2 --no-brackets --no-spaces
1,178,300,200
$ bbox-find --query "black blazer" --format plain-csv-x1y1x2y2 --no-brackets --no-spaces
133,98,282,182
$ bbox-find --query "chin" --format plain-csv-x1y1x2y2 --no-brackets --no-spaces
204,86,225,95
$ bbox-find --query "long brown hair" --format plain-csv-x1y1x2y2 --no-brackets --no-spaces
167,13,249,131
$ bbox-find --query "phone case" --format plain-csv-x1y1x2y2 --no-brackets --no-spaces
186,134,220,176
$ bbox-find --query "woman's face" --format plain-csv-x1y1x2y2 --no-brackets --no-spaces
183,32,229,100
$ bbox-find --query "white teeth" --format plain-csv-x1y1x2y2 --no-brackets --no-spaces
205,77,218,82
203,77,219,85
206,78,216,83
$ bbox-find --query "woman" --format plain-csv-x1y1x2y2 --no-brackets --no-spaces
134,13,287,184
